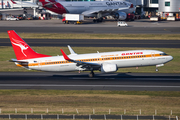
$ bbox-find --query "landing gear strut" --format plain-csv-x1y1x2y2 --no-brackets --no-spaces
89,71,94,78
155,64,164,72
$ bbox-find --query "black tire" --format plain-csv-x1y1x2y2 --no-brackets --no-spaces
89,72,94,78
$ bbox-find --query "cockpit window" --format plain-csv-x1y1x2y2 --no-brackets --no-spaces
160,52,167,55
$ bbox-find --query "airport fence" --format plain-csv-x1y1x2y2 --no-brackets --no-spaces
0,108,179,120
0,108,179,116
0,114,178,120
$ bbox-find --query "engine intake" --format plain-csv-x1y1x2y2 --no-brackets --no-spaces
113,12,127,20
101,63,118,73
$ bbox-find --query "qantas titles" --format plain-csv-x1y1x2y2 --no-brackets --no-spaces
121,52,143,56
106,2,127,6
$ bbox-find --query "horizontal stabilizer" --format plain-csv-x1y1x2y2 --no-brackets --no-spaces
9,59,28,63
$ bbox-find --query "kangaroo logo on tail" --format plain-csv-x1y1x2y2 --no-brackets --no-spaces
8,30,51,60
11,38,29,57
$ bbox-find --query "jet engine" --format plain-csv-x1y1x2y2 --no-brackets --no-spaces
101,63,118,73
113,12,127,20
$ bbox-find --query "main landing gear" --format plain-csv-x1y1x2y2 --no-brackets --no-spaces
89,71,94,78
93,18,103,23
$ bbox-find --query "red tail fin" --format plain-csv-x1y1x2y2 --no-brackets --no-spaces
38,0,67,14
8,30,51,60
10,0,17,4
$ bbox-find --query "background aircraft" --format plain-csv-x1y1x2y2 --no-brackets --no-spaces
10,0,38,8
8,30,173,77
38,0,135,22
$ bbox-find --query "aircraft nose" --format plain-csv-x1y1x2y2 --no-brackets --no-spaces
169,56,173,61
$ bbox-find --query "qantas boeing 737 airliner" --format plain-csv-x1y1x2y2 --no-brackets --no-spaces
8,30,173,77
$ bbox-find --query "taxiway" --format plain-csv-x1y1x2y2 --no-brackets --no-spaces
1,39,180,48
1,26,180,34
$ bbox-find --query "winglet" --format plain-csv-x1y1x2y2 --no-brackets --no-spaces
68,45,77,55
60,49,71,61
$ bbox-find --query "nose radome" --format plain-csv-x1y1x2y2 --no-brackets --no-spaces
170,56,173,60
168,56,173,61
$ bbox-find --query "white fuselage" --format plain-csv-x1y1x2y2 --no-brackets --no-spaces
61,1,134,14
41,0,136,17
17,50,173,72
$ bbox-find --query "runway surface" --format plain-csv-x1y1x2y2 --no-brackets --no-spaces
0,72,180,91
1,39,180,48
0,114,174,120
1,27,180,34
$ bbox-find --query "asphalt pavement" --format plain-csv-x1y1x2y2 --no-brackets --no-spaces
0,72,180,91
1,26,180,34
1,38,180,48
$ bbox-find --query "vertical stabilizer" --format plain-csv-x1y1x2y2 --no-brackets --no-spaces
8,30,51,60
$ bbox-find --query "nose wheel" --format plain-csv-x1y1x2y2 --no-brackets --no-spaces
89,71,94,78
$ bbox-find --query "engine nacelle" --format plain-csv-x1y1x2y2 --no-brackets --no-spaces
114,12,127,20
101,63,118,73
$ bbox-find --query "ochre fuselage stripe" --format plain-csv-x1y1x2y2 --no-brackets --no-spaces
16,54,163,67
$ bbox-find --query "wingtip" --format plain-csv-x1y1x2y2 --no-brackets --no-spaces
60,49,71,61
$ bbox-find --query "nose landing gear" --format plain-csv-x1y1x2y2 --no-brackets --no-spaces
155,64,164,72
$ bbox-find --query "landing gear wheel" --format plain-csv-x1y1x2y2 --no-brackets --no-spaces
100,17,103,21
98,18,103,22
89,71,94,78
156,68,159,72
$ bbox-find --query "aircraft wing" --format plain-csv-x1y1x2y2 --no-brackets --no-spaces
81,7,129,16
61,49,100,67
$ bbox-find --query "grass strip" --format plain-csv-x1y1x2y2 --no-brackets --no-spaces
0,90,180,97
0,90,180,116
0,33,180,40
0,47,179,73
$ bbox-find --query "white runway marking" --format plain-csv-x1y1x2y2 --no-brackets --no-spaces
0,84,180,88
